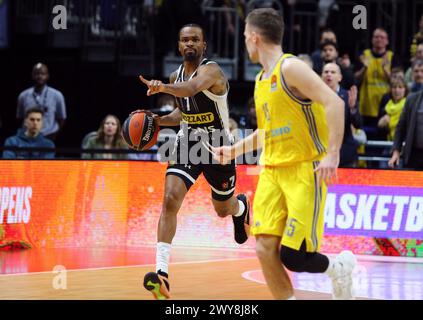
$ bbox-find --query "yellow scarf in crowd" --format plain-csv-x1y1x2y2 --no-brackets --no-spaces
385,97,406,141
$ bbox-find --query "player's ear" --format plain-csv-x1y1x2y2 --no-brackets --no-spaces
252,31,258,44
203,41,207,54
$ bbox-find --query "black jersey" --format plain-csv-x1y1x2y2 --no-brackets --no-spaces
166,59,237,198
173,58,232,147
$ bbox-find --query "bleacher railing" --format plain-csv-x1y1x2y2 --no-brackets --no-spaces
0,138,405,168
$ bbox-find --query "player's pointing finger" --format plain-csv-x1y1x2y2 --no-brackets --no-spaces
139,75,150,85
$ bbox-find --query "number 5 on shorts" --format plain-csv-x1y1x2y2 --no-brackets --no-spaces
285,218,297,237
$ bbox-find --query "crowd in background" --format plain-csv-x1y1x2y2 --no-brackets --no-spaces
2,1,423,170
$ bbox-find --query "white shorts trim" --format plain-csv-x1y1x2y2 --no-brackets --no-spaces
166,168,196,184
210,185,235,195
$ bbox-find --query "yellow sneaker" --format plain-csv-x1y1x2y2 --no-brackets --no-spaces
143,271,170,300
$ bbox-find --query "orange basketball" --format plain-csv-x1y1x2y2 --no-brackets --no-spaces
121,112,159,151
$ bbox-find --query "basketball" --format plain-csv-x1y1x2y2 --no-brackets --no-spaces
121,112,160,151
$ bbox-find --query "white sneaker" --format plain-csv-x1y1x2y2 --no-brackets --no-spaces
329,250,357,300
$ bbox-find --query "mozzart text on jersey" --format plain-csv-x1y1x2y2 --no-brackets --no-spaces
0,187,32,224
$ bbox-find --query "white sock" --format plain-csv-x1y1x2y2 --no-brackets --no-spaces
234,199,245,217
325,257,338,277
156,242,171,275
287,296,296,300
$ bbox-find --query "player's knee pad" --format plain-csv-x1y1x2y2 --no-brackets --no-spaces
280,245,306,272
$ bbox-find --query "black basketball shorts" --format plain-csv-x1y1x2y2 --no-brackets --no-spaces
166,161,237,201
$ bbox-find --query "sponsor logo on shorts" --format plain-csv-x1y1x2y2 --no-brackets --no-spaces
182,112,214,124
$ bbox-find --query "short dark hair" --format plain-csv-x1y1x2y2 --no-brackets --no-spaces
246,8,284,45
321,28,335,35
179,23,206,41
391,67,404,75
412,59,423,69
320,39,338,51
25,107,44,118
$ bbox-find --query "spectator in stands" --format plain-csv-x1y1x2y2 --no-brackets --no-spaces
229,117,241,142
16,63,67,141
354,28,399,138
409,59,423,93
82,114,128,160
311,28,337,75
245,97,257,130
322,62,362,167
405,43,423,87
410,14,423,58
237,97,257,146
318,40,355,89
156,93,176,113
339,53,353,70
377,68,405,122
3,108,55,159
378,77,408,141
390,67,405,79
389,90,423,170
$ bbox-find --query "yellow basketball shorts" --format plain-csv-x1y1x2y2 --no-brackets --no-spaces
251,161,327,252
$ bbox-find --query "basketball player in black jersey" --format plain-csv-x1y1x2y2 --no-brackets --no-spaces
135,24,250,300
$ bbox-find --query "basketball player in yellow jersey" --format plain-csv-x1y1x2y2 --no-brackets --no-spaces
213,8,357,300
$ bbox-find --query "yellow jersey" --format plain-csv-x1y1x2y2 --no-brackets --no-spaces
254,54,328,167
359,49,392,117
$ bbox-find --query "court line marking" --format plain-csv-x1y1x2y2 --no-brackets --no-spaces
1,248,421,277
66,245,423,263
241,270,265,285
86,245,257,253
352,254,423,264
0,257,258,277
168,246,423,263
241,269,377,300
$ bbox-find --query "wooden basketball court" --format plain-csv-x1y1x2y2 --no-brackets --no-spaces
0,256,332,300
1,245,421,299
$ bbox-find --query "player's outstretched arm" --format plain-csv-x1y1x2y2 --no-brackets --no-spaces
212,128,264,164
283,58,345,185
139,64,222,98
130,72,183,127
